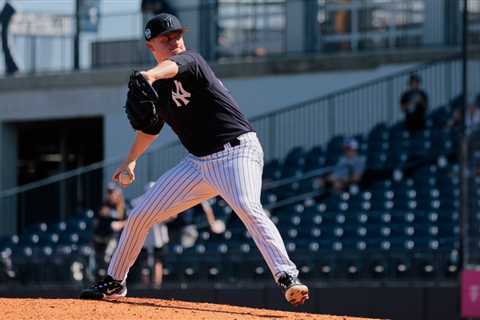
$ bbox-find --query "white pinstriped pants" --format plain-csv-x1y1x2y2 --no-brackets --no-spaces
107,132,299,282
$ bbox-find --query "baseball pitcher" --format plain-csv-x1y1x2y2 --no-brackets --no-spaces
80,13,309,306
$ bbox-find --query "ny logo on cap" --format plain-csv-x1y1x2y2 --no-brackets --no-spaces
144,28,152,40
165,16,173,28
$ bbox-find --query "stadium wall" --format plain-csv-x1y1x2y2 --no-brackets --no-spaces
0,284,459,320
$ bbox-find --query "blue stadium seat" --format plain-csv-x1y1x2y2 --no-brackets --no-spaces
24,222,48,235
284,147,306,167
367,151,388,170
368,123,389,142
389,123,410,142
367,257,389,279
260,190,278,206
304,145,325,171
263,159,282,181
428,106,449,128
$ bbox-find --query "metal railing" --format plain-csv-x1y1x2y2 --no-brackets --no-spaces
2,0,480,75
1,53,479,235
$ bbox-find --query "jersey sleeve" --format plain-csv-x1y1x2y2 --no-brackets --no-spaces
168,52,196,74
141,117,165,135
168,51,208,86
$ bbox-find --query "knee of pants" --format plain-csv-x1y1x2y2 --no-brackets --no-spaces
124,208,157,233
236,198,265,215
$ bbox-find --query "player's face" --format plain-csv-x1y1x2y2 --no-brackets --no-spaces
147,30,186,60
108,189,122,203
409,79,420,89
344,148,357,158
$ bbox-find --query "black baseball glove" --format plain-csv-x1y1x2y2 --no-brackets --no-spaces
124,71,163,135
128,71,159,101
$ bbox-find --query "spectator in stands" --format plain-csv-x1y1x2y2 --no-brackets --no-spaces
130,181,170,288
400,74,429,134
91,182,126,279
447,96,480,133
168,201,225,248
316,138,366,192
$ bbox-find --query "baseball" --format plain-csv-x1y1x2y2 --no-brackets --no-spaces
119,171,133,185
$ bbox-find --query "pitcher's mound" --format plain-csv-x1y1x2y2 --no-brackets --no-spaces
0,297,382,320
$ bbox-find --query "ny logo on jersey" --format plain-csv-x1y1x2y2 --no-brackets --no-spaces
171,80,191,107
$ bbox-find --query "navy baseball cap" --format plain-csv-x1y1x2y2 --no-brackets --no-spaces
144,13,185,41
343,138,359,150
409,73,421,83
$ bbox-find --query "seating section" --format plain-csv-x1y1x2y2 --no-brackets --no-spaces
0,210,94,283
0,103,465,285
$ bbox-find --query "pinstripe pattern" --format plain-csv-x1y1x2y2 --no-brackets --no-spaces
108,132,298,282
108,158,216,281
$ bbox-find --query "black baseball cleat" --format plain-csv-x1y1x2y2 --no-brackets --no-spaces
79,275,127,300
277,273,309,306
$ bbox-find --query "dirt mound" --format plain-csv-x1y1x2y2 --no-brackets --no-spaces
0,297,382,320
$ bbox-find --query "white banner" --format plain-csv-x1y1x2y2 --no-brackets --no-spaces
10,13,73,36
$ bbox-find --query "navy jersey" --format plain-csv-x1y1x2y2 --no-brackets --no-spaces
400,88,428,131
145,50,254,156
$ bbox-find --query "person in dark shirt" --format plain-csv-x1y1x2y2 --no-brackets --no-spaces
81,13,308,305
92,183,126,279
400,74,429,134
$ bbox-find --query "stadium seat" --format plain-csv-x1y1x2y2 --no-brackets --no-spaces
304,145,325,171
263,159,282,181
368,123,389,142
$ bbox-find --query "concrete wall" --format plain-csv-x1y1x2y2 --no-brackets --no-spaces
0,283,460,320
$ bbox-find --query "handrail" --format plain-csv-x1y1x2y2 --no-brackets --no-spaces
262,166,334,190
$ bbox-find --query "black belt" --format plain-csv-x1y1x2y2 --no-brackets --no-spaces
201,137,242,156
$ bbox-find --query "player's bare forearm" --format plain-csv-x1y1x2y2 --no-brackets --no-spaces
201,201,216,226
113,131,158,185
125,131,159,163
142,60,179,84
